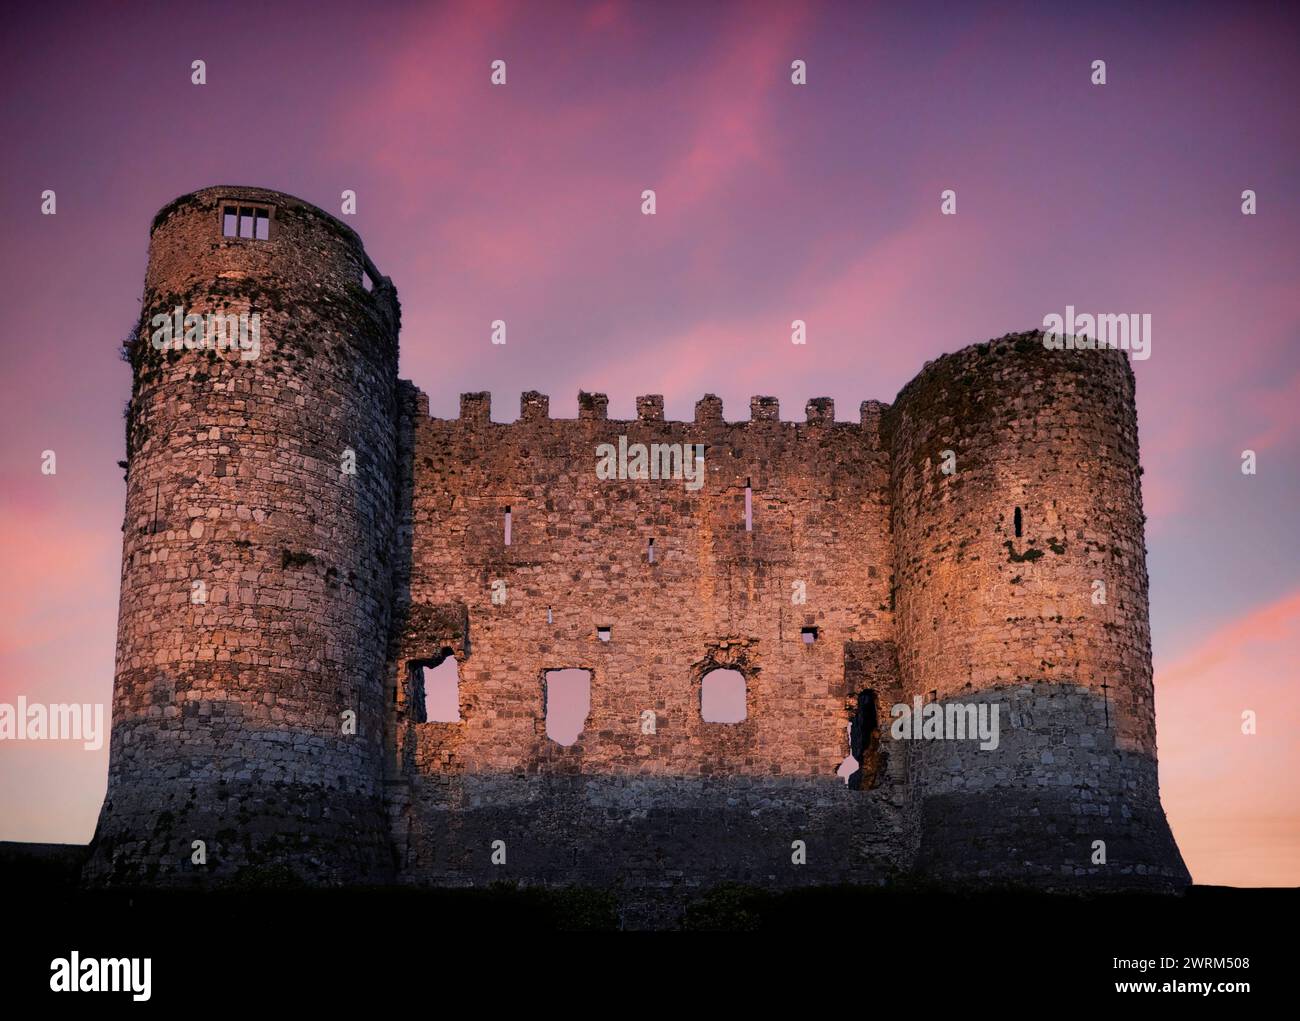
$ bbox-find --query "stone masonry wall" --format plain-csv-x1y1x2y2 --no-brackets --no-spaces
886,332,1187,887
393,390,895,776
888,333,1156,751
910,685,1189,889
86,187,400,883
386,389,908,886
87,187,1189,895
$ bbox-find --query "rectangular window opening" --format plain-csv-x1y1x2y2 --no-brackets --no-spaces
504,506,512,546
744,478,753,532
544,668,591,746
647,537,655,564
410,653,460,723
801,626,819,645
596,626,611,642
222,201,272,240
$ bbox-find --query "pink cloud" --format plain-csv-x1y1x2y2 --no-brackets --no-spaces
1155,588,1300,887
0,508,119,691
1243,369,1300,453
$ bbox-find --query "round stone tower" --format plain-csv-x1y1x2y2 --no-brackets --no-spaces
887,331,1188,889
85,187,401,884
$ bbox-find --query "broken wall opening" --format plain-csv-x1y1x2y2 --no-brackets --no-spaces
543,668,591,746
407,649,461,723
840,640,901,789
843,689,881,789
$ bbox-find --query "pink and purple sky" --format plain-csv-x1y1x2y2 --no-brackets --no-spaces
1,0,1297,886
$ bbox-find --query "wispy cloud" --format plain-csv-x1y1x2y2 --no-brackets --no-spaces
1156,588,1300,887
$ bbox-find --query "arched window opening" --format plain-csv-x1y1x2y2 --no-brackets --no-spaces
701,668,746,723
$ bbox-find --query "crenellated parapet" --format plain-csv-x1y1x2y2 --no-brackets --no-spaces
411,388,892,431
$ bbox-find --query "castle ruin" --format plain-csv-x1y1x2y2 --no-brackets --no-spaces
86,186,1190,897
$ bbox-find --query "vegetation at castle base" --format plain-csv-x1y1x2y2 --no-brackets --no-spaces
136,868,622,929
680,881,960,930
681,883,766,930
226,864,308,891
208,880,619,931
680,880,1205,932
4,843,1285,937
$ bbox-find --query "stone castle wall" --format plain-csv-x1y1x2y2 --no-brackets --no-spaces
390,389,894,777
887,336,1185,886
384,387,909,887
86,187,1188,894
887,337,1156,751
86,187,400,883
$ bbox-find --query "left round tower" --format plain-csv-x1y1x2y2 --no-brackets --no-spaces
85,187,401,884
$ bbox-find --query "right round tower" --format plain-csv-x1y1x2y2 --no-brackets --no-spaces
887,331,1188,889
85,187,400,884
